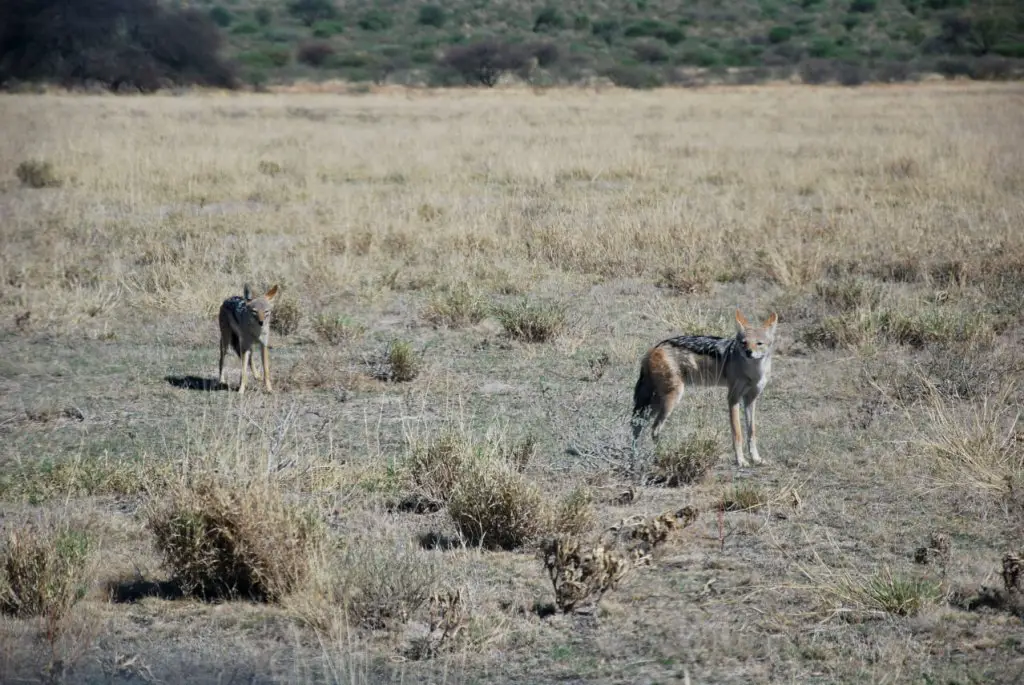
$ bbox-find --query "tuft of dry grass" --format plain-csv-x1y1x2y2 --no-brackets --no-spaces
0,520,93,620
422,282,488,328
551,486,596,538
146,479,324,602
384,339,421,382
15,159,61,188
718,483,769,512
650,434,719,486
494,298,567,343
312,313,365,344
335,540,440,630
448,461,547,550
803,563,945,621
269,297,301,335
918,383,1022,497
408,428,476,503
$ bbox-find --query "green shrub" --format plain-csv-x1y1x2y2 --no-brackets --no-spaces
208,5,232,27
768,26,793,43
417,4,446,28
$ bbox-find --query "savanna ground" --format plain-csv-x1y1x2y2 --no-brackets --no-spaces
1,82,1023,684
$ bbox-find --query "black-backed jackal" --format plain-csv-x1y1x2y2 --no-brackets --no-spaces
631,309,778,467
218,283,279,394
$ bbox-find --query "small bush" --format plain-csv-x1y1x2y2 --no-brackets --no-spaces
358,9,393,31
208,5,232,27
385,340,420,382
336,541,439,629
270,298,301,336
232,21,259,35
423,283,488,328
592,19,620,45
147,480,324,602
718,483,768,511
768,26,794,44
297,40,336,67
634,42,670,64
312,313,365,344
533,7,566,33
257,159,284,176
1,522,93,620
443,40,529,87
448,462,547,550
417,5,446,28
540,535,631,613
849,0,877,12
311,19,345,37
651,435,719,486
551,487,595,537
852,568,943,617
254,6,273,26
604,64,664,89
288,0,336,27
409,430,475,502
495,298,567,343
16,160,61,188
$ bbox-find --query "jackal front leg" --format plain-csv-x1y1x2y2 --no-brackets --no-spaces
728,396,750,467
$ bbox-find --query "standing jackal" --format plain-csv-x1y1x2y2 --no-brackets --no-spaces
218,283,279,394
631,309,778,467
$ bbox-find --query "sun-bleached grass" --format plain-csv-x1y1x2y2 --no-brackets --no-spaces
2,83,1024,682
2,84,1022,339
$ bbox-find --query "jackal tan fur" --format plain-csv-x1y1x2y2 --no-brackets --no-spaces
218,283,279,394
631,309,778,467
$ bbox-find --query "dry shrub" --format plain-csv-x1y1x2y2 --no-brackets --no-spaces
423,282,488,328
718,482,768,511
551,486,595,537
381,339,421,382
539,536,632,614
498,433,537,472
448,461,546,550
408,429,476,503
406,588,469,660
270,297,301,335
336,541,440,629
494,298,567,343
16,160,61,188
541,506,699,613
0,521,93,620
147,480,324,601
918,383,1022,497
650,434,718,486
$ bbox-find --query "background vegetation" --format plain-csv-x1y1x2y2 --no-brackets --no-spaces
2,0,1023,90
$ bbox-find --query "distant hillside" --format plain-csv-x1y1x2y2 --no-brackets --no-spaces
2,0,1023,90
202,0,1024,86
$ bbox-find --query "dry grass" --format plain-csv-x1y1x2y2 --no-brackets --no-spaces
1,82,1023,682
0,520,93,620
146,479,324,602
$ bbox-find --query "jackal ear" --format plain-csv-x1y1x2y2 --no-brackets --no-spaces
243,283,254,301
265,284,280,301
765,311,778,329
735,308,750,330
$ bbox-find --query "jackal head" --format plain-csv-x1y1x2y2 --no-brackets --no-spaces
734,309,777,360
241,283,279,338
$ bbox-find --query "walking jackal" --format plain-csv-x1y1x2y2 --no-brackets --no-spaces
631,309,778,467
218,283,279,394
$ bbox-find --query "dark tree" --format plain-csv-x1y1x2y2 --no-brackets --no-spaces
443,41,529,87
0,0,237,91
